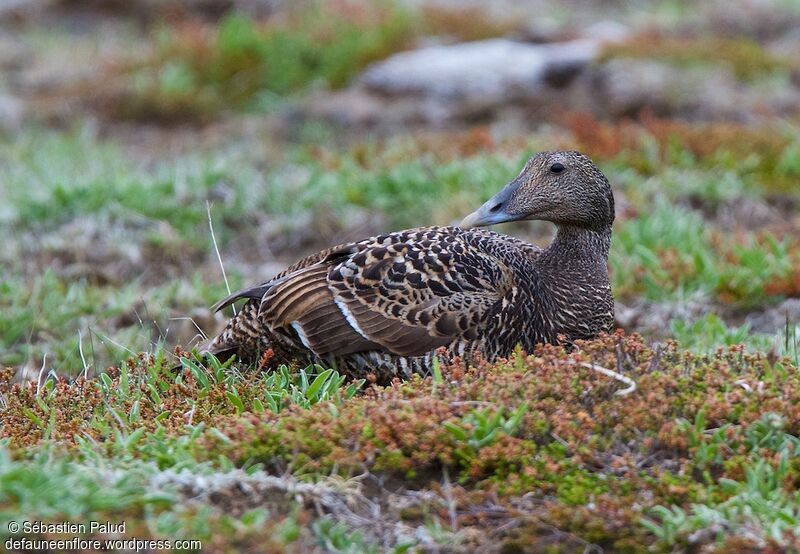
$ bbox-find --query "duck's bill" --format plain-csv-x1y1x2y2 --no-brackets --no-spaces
458,179,521,229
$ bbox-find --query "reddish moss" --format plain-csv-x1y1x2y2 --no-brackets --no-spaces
567,112,796,182
4,334,800,550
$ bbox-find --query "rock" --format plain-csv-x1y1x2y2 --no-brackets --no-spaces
615,299,712,338
581,58,800,121
0,94,23,135
584,59,734,119
518,17,567,44
0,33,30,71
713,197,782,231
701,0,800,41
0,0,41,21
746,298,800,334
582,20,631,42
312,19,800,127
362,38,599,97
770,26,800,59
359,38,599,121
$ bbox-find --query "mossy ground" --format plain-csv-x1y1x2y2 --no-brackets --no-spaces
2,0,800,552
2,334,800,552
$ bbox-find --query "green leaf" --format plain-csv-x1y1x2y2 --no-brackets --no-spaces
124,427,146,451
23,407,43,428
226,389,245,413
127,400,140,423
443,422,468,441
99,373,113,391
43,407,57,440
252,397,265,414
183,358,209,389
306,368,334,401
432,356,442,390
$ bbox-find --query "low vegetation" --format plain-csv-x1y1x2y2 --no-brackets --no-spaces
2,121,799,371
600,33,797,81
102,3,415,121
4,1,800,551
2,335,800,551
95,0,525,122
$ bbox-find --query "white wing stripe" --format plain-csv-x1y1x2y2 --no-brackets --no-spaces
332,296,373,342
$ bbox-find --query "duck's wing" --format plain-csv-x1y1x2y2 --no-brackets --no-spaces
230,227,517,358
210,243,356,313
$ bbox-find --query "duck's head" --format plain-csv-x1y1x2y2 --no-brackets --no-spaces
459,151,615,231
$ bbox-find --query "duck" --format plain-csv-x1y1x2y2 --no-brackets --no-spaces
202,150,615,382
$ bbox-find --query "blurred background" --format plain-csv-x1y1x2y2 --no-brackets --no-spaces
1,0,799,377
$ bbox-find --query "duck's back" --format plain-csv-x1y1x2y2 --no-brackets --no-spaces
207,226,542,379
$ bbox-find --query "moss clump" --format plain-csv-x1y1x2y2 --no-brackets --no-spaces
3,334,800,551
194,334,800,548
0,353,359,450
567,112,798,187
101,2,417,121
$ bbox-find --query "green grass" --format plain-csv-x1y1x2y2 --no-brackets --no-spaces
100,0,527,122
611,201,794,303
0,447,175,533
642,413,800,549
1,129,259,244
0,445,308,548
443,402,528,467
0,271,137,368
669,314,775,355
0,125,797,554
0,125,799,550
6,3,800,551
1,127,798,370
112,3,417,120
0,354,389,549
0,269,237,369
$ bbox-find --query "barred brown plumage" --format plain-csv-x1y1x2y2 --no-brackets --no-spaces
202,151,615,382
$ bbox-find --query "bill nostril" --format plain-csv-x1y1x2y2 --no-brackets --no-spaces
489,203,503,213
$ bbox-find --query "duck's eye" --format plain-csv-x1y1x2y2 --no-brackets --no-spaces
550,162,565,173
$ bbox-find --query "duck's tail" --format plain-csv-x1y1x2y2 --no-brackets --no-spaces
170,337,240,373
170,299,261,372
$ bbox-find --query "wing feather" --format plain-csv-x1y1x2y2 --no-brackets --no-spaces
210,227,532,360
323,228,518,356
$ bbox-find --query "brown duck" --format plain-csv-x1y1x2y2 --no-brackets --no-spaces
203,151,615,381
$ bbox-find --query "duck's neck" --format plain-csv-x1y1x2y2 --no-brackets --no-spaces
539,224,612,270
